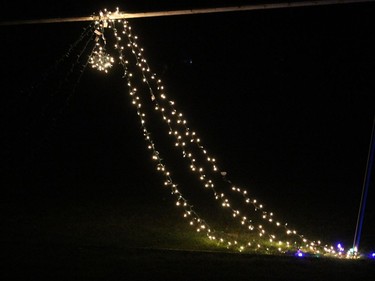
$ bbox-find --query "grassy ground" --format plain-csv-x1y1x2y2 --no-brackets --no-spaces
2,191,220,251
2,188,374,280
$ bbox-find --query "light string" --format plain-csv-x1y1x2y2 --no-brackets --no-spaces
113,18,330,255
95,14,228,246
118,30,325,252
24,22,95,101
115,19,278,253
27,25,95,127
122,23,284,244
24,28,97,163
89,15,114,73
89,9,338,256
108,19,253,251
59,35,97,114
113,19,282,253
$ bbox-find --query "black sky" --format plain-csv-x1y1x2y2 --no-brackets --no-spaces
1,1,374,247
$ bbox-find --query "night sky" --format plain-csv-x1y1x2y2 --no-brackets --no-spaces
1,1,374,248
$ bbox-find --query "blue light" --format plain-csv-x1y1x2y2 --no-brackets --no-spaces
295,250,304,257
370,252,375,259
337,243,344,253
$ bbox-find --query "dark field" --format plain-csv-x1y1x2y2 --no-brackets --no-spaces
2,189,374,281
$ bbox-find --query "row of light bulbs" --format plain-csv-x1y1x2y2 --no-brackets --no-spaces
89,9,337,256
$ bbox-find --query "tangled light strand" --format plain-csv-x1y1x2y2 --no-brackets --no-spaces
114,18,329,254
107,18,263,252
116,19,283,253
90,9,337,256
89,13,114,73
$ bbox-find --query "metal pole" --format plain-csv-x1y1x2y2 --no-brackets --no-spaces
353,115,375,253
0,0,374,26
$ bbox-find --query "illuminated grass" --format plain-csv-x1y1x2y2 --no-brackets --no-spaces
3,192,230,252
1,192,308,256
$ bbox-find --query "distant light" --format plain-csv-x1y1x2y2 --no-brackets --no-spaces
295,250,304,257
370,252,375,259
337,243,344,252
346,247,360,259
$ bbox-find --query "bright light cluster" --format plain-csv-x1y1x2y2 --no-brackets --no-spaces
89,48,114,72
89,13,115,73
91,9,342,257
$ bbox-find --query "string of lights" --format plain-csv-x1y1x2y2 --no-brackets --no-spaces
87,9,340,256
116,19,286,253
121,25,335,255
60,34,97,113
89,12,254,252
24,27,96,163
24,22,95,101
115,18,290,253
109,18,252,251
